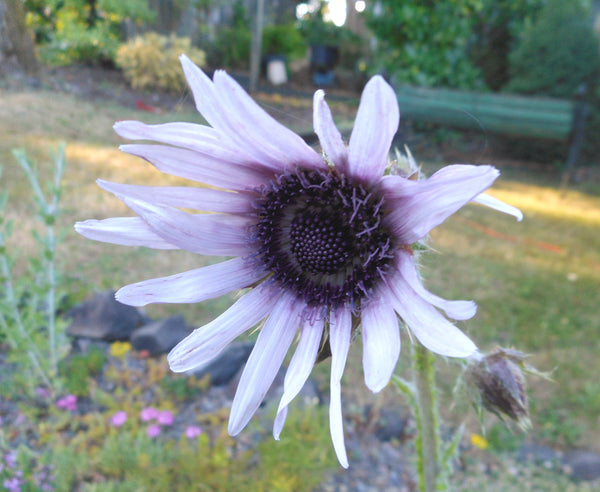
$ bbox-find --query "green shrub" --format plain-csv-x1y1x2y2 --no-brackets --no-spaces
506,0,600,98
26,0,155,65
262,24,306,60
115,33,206,92
366,0,484,89
209,1,251,69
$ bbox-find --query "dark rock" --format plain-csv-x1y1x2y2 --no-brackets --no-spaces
194,342,254,386
562,450,600,481
66,290,144,342
374,407,408,442
518,442,559,465
130,315,191,356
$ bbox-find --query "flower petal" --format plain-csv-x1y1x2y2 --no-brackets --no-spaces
168,284,276,372
116,257,266,307
362,294,400,393
114,120,263,170
97,179,253,214
347,75,399,183
386,271,477,358
120,144,266,191
273,317,324,439
329,305,352,468
383,165,500,244
396,250,476,321
472,193,523,222
180,55,324,173
228,292,303,436
118,196,252,256
313,90,348,169
214,70,325,171
74,217,177,249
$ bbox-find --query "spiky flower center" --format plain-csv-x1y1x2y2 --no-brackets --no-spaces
254,169,394,311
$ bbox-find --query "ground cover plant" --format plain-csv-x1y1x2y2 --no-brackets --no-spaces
1,81,599,489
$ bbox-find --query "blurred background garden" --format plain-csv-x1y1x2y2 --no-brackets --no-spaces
1,0,600,490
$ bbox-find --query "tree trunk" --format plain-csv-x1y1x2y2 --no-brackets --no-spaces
1,0,40,77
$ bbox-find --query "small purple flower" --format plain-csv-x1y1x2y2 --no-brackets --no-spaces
140,407,160,422
35,387,51,399
110,411,127,427
55,395,77,412
185,425,203,439
146,424,161,438
4,451,17,469
157,410,174,426
76,56,522,467
3,477,22,492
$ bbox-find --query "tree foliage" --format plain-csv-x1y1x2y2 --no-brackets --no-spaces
506,0,600,98
24,0,155,65
366,0,484,89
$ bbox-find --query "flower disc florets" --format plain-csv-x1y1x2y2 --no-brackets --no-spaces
254,168,394,312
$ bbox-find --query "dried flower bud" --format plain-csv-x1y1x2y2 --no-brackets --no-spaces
468,348,530,429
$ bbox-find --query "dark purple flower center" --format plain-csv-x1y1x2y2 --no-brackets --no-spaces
253,169,394,312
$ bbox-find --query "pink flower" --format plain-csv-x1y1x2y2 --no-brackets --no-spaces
146,424,161,437
56,395,77,412
140,407,159,422
110,411,127,427
76,56,522,467
185,425,203,439
157,410,174,426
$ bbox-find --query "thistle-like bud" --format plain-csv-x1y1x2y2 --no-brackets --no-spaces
468,348,531,430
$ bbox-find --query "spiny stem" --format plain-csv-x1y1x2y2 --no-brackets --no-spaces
413,342,441,492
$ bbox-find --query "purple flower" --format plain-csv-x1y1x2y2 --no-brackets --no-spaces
75,56,522,467
146,424,161,438
185,425,203,439
157,410,174,426
3,477,21,492
55,395,77,412
140,407,160,422
110,411,127,427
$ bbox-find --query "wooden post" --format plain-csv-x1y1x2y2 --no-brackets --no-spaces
250,0,264,94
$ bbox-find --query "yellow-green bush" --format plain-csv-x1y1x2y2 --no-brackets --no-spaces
116,33,206,92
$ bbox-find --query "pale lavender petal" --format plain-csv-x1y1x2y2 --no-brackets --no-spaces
362,295,400,393
329,305,352,468
347,75,399,183
114,120,261,169
273,317,324,439
168,285,276,372
396,250,476,321
97,179,253,214
116,257,266,307
385,270,477,358
228,293,303,436
214,70,325,171
120,144,266,191
273,405,288,440
383,165,500,244
180,55,322,173
74,217,177,249
472,192,523,221
119,196,252,256
313,90,348,170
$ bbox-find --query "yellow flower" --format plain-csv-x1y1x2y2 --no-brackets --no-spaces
470,433,489,450
110,341,131,358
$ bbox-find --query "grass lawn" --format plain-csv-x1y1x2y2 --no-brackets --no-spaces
1,86,600,483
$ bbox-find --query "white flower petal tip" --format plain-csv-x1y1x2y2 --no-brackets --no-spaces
473,193,523,222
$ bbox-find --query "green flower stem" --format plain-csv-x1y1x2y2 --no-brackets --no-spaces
413,342,440,492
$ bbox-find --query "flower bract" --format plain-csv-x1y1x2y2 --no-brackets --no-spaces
75,55,522,467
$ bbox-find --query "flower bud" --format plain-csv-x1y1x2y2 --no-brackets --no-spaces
468,348,530,429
